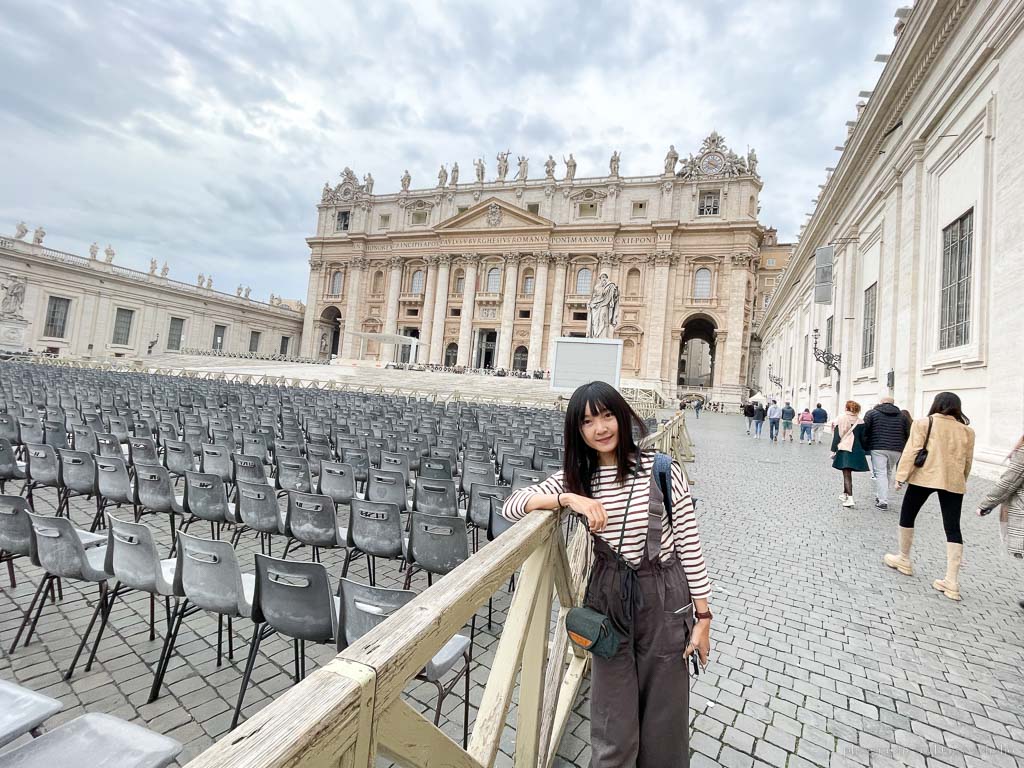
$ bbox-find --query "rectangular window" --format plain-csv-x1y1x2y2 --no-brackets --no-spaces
406,308,419,317
457,206,468,214
167,317,185,351
767,258,776,267
526,203,540,215
111,308,134,345
631,200,647,217
518,309,531,319
212,324,227,352
336,211,350,232
378,214,391,229
249,330,261,353
43,297,71,338
411,211,428,225
939,209,973,350
698,191,720,216
861,283,877,368
577,202,598,218
450,307,461,317
825,316,834,352
572,311,588,321
279,336,290,355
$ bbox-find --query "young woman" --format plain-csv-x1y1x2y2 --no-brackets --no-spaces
831,400,869,508
503,381,711,767
798,408,814,444
977,434,1024,610
885,392,975,601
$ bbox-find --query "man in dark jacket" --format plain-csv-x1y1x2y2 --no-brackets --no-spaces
862,397,910,509
743,402,755,434
752,403,767,439
811,403,828,444
780,401,796,442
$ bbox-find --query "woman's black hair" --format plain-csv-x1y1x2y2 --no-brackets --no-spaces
928,391,970,425
562,381,647,497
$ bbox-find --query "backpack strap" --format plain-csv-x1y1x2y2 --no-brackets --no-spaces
653,451,673,527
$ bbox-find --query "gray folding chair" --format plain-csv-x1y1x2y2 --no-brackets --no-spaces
133,466,186,550
127,436,160,468
365,468,408,513
55,449,97,521
413,478,461,518
0,679,63,749
232,479,284,555
466,483,511,551
200,444,233,485
418,456,452,480
23,444,59,508
511,466,547,490
162,439,195,483
274,456,312,497
93,455,136,532
341,499,407,587
379,451,411,487
182,470,235,539
282,491,347,562
0,437,26,495
232,453,270,486
404,511,471,590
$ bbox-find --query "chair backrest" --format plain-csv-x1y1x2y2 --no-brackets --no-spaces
0,494,33,556
200,444,233,483
163,439,194,475
408,512,470,576
183,471,231,523
94,432,123,459
413,478,459,517
25,443,59,485
379,451,411,486
135,465,177,513
499,453,531,485
253,554,337,644
235,479,282,535
318,461,357,506
95,455,133,504
107,416,130,443
0,414,19,444
532,446,562,470
348,499,403,558
174,531,248,616
71,426,98,455
243,434,269,463
418,457,452,480
488,497,515,540
43,419,69,449
128,436,160,467
511,467,547,491
463,448,490,464
286,491,340,548
232,453,267,484
341,448,369,482
58,449,97,495
337,577,414,649
275,456,311,493
104,514,164,592
467,483,511,529
365,469,407,511
460,459,495,496
0,438,20,479
26,511,90,578
18,418,43,445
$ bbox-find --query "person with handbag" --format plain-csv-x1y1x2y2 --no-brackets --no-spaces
976,434,1024,610
831,400,869,508
502,380,711,768
884,392,975,600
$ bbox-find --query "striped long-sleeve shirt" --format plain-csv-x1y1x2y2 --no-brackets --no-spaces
503,452,711,599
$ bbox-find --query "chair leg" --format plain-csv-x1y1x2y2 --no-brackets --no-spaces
148,598,191,703
341,548,354,578
230,622,266,730
227,615,234,660
54,578,63,602
293,638,301,683
9,575,49,652
369,556,376,587
84,582,125,674
432,680,447,726
2,551,15,588
23,577,55,648
462,651,471,749
282,538,293,559
66,581,110,679
217,614,224,667
149,593,155,641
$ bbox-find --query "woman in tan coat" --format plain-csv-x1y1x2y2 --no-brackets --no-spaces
977,435,1024,609
884,392,974,600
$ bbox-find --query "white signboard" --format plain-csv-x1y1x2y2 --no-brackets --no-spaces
551,337,623,393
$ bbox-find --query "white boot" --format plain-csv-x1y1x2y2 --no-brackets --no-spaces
842,495,855,508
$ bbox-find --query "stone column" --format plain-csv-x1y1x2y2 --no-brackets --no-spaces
300,260,322,357
643,251,673,387
546,254,570,370
340,258,365,359
456,254,479,367
495,252,521,370
418,255,439,363
381,255,403,363
718,254,755,406
429,254,452,364
527,252,551,371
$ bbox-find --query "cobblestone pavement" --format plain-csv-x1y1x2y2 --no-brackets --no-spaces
2,411,1023,767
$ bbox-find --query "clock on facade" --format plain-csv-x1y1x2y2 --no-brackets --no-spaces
699,152,725,175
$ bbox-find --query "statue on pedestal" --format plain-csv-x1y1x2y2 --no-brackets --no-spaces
564,153,577,181
496,151,510,181
149,259,158,275
586,273,620,339
243,287,251,298
363,173,374,193
401,170,411,191
321,183,332,203
32,226,46,245
474,157,485,182
515,155,529,182
746,147,759,176
14,222,27,240
205,276,213,289
664,145,679,175
89,243,99,260
160,262,169,277
236,285,243,297
609,151,620,177
197,273,205,287
437,164,448,188
103,245,115,263
544,155,556,179
449,162,459,186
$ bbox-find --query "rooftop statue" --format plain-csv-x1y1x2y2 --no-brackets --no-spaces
401,170,411,191
474,157,485,182
564,153,577,181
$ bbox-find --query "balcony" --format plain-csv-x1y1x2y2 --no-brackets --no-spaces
475,291,501,305
399,292,424,304
687,297,718,308
565,293,590,308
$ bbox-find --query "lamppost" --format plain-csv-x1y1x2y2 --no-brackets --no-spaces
767,363,783,395
812,328,842,395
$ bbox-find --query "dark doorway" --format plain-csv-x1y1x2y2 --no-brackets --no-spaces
399,327,420,363
444,343,458,367
512,346,528,372
475,329,497,369
678,315,717,388
319,307,342,358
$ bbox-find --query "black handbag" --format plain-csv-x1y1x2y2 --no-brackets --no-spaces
913,416,933,468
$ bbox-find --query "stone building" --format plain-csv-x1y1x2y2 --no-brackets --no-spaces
757,0,1024,477
303,134,765,404
747,228,793,391
0,234,304,359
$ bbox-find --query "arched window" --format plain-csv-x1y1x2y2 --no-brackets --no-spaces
512,346,528,371
625,268,640,296
693,268,712,299
372,271,384,294
444,343,459,367
330,270,343,295
410,270,425,294
521,269,535,296
452,269,465,294
575,267,593,294
486,267,501,292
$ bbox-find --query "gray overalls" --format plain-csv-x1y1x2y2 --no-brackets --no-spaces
585,474,694,767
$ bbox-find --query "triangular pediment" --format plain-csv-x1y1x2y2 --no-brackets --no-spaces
435,197,553,231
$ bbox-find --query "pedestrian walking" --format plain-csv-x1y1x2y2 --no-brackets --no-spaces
884,392,975,601
862,396,910,510
503,380,712,767
780,401,796,442
752,404,766,439
831,400,869,507
767,400,782,442
811,403,829,444
798,408,814,443
976,435,1024,610
694,400,703,419
743,402,755,435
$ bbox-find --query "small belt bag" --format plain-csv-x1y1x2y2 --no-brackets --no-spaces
913,416,933,468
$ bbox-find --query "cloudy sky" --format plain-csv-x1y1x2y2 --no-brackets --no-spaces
1,0,903,302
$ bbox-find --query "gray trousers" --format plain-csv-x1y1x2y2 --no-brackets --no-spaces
586,540,693,767
870,449,902,504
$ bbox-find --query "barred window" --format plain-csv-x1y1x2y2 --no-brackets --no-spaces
575,268,592,294
939,210,973,350
411,270,425,294
522,270,535,296
453,270,465,294
861,283,877,368
698,191,720,216
486,267,501,292
167,317,185,351
43,297,71,338
693,268,712,299
112,308,134,345
335,211,350,232
330,271,343,295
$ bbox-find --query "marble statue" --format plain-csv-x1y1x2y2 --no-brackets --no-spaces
1,276,27,319
544,155,556,179
148,259,157,275
515,155,529,182
103,245,115,263
496,151,510,181
243,287,251,298
587,273,620,339
401,170,411,191
341,167,359,186
14,221,27,240
89,242,99,260
363,173,374,193
474,157,485,182
197,273,205,287
609,151,620,176
321,183,332,203
32,226,46,245
320,333,329,354
677,154,697,180
746,147,758,176
564,153,577,181
160,262,169,277
205,276,213,289
437,164,448,188
449,162,459,186
664,145,679,175
236,285,243,297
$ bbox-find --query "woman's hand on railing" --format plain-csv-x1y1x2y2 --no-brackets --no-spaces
562,493,608,533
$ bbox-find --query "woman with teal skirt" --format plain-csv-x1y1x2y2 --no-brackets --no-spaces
832,400,870,508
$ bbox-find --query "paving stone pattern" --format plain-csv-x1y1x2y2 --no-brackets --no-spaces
2,411,1023,767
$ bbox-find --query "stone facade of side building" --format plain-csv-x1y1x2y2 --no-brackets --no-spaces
756,0,1024,478
303,134,765,405
0,234,304,359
